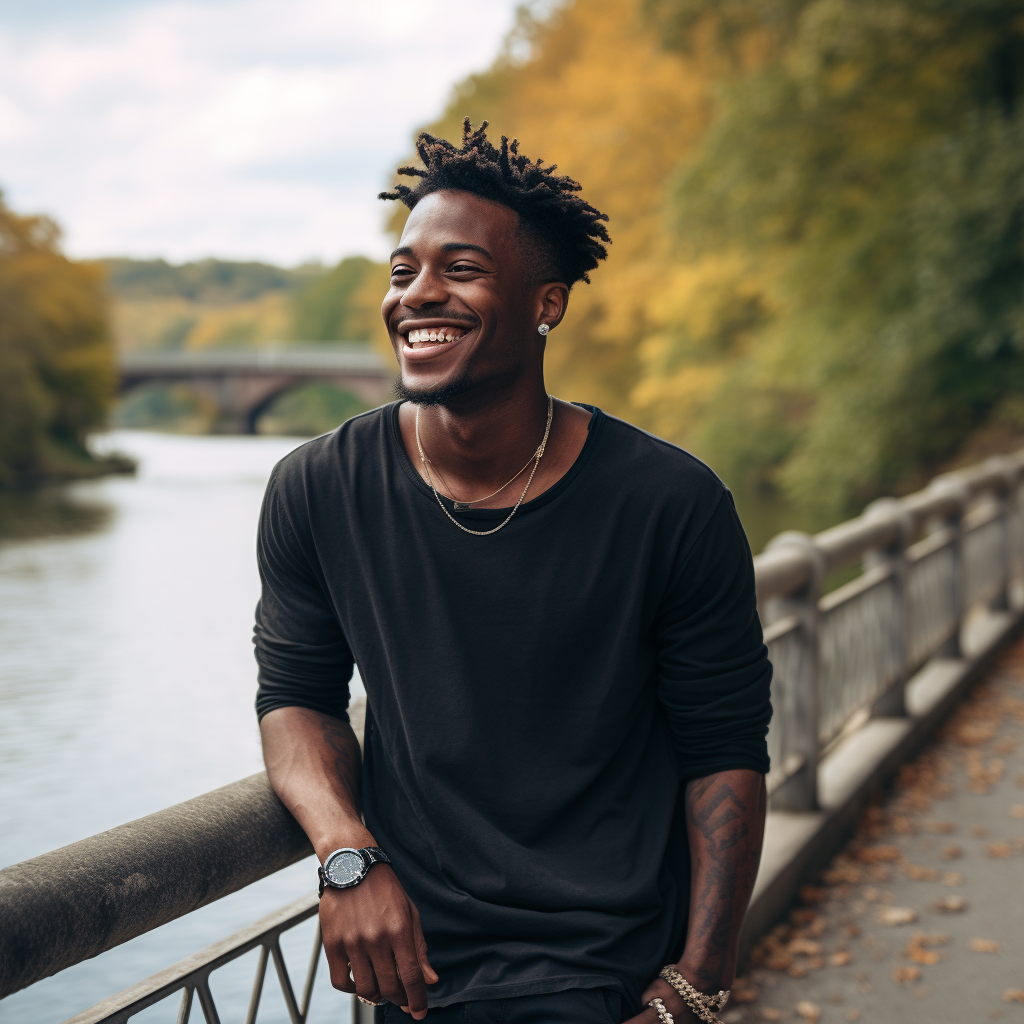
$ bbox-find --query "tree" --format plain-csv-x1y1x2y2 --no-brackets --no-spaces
0,195,117,487
648,0,1024,516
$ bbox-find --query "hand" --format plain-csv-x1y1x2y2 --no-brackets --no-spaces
320,864,438,1020
619,979,701,1023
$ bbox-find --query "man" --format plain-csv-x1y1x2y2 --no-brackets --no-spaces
255,120,772,1024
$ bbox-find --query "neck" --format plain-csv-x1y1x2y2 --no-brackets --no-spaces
411,377,551,499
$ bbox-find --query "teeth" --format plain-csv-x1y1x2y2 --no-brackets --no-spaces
406,327,463,344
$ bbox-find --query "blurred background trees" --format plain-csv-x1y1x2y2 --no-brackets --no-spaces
401,0,1024,529
0,196,125,488
8,0,1024,537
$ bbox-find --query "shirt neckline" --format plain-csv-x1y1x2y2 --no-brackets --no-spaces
386,400,605,520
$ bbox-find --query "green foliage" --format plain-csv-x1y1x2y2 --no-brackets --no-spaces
256,384,369,436
290,256,386,341
0,195,119,487
101,257,314,303
113,383,216,434
655,0,1024,516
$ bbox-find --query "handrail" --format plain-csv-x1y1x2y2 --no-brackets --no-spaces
3,446,1024,1011
0,774,311,998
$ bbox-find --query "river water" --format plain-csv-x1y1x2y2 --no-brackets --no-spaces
0,431,364,1024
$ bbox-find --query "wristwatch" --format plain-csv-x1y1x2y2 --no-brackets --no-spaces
318,846,391,897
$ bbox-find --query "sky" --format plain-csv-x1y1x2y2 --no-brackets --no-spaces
0,0,527,265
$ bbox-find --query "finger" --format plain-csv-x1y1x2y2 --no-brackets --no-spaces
411,911,439,984
367,940,407,1008
392,940,428,1018
347,947,381,1004
325,944,355,993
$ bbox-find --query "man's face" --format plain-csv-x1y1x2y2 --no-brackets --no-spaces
382,190,544,404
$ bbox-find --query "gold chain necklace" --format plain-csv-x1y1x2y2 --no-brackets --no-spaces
414,395,553,537
426,444,539,510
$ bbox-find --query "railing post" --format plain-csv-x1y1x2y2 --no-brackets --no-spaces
985,456,1017,611
927,476,969,659
862,498,914,718
763,531,824,813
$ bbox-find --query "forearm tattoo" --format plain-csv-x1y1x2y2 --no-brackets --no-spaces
681,771,767,991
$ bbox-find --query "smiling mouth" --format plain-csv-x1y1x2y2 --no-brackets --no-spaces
404,327,468,347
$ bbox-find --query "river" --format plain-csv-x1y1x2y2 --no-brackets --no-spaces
0,431,364,1024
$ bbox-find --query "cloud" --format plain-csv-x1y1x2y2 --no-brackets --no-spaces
0,0,521,263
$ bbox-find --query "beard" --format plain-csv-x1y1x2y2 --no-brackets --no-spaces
392,369,475,408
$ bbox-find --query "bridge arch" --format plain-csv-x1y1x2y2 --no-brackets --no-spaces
117,346,395,434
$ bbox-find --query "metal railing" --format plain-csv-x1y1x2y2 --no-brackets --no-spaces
758,454,1024,809
2,451,1023,1022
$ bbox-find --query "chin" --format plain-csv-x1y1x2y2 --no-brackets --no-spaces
393,370,475,408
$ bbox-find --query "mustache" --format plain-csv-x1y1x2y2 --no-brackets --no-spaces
393,311,478,330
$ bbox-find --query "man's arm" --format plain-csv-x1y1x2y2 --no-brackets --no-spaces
628,768,766,1023
261,706,437,1019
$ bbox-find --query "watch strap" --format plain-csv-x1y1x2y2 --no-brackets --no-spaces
362,846,391,867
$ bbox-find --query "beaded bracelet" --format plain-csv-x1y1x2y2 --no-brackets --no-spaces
658,965,730,1024
647,996,675,1024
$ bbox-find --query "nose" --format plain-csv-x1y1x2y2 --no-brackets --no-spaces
401,263,449,310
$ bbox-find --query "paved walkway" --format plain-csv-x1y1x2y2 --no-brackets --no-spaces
726,638,1024,1023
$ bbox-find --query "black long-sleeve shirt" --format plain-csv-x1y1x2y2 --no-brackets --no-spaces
254,403,771,1009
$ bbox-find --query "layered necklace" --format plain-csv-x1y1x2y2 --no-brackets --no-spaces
414,395,554,537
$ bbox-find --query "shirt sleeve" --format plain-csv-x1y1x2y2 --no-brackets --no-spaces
655,488,772,780
253,466,354,722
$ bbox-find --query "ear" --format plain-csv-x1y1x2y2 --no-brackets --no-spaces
536,281,569,332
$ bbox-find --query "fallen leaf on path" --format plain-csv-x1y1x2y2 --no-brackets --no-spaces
1003,990,1024,1003
892,966,922,983
934,896,968,913
971,825,990,838
954,722,997,745
903,863,941,881
855,845,901,863
830,951,854,966
1010,805,1024,819
968,938,1001,953
799,885,828,904
788,939,823,956
986,842,1013,858
941,844,963,860
877,906,917,926
760,1009,783,1021
911,932,951,947
943,872,965,885
795,1000,821,1021
924,820,956,834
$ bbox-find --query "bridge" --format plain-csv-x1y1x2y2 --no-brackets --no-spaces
118,346,395,433
4,451,1024,1022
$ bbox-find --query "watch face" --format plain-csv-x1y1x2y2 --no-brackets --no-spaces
326,850,364,887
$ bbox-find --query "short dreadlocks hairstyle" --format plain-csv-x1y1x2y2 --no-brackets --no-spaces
379,118,610,287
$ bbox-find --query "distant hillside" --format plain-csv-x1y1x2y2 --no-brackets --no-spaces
100,256,386,353
100,258,316,303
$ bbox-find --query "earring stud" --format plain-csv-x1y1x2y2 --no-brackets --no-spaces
537,324,550,336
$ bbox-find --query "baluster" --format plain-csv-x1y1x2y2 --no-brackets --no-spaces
762,531,824,812
985,457,1018,611
862,499,914,717
926,476,969,659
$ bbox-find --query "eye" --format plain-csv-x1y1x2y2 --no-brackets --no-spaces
449,262,482,273
390,263,415,278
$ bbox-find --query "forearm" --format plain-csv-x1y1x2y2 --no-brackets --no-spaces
259,705,374,859
678,768,767,991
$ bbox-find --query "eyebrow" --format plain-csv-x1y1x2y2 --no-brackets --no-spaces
389,242,494,261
